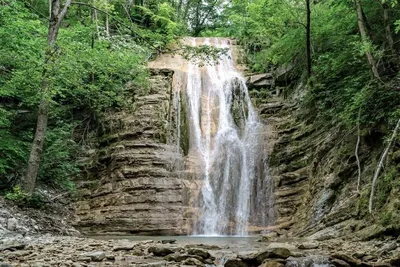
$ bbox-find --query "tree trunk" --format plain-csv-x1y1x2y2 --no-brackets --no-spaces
382,2,397,60
306,0,312,77
23,99,49,194
22,0,72,194
355,0,380,79
105,14,110,37
369,118,400,213
105,0,110,37
49,0,52,18
355,108,362,193
94,10,100,39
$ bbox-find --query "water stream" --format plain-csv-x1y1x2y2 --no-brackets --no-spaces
181,38,274,236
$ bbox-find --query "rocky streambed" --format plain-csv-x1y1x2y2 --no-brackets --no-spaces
1,234,400,267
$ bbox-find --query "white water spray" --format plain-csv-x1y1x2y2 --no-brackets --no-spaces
181,38,273,236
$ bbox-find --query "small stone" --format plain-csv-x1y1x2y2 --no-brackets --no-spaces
353,252,366,259
362,262,391,267
161,239,176,244
204,258,213,264
131,249,146,256
185,244,221,250
6,218,18,231
297,242,319,250
106,254,115,261
9,250,30,257
0,263,13,267
361,255,375,262
290,251,304,258
112,244,134,251
261,232,278,242
77,256,91,262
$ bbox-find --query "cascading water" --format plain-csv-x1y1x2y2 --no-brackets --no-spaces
181,38,274,236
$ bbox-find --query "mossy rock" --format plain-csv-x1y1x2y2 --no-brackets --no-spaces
356,224,386,240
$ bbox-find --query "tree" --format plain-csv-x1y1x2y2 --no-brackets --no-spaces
306,0,312,77
186,0,221,36
355,0,380,79
22,0,72,194
376,0,399,63
369,118,400,213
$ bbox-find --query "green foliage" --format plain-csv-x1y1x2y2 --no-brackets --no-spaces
0,0,175,194
218,0,400,132
38,123,79,191
0,108,29,179
5,185,44,208
179,44,229,66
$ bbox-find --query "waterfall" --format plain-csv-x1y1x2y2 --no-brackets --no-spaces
179,38,274,236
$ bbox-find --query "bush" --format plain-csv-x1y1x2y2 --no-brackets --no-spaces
5,185,44,208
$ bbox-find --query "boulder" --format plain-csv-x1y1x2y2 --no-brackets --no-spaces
331,259,350,267
380,242,397,253
259,260,285,267
0,243,25,252
356,224,386,241
331,253,361,267
389,252,400,266
256,248,291,264
353,252,366,259
182,257,204,266
237,251,258,261
224,258,248,267
370,263,391,267
286,256,329,267
131,249,146,256
272,64,295,86
164,253,191,262
361,255,375,262
82,251,105,262
148,246,174,257
187,248,210,259
259,103,284,115
246,73,273,89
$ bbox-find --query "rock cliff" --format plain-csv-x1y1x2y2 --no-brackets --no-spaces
74,69,192,235
251,72,400,240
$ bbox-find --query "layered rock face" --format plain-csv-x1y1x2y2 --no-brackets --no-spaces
250,68,399,240
74,69,192,235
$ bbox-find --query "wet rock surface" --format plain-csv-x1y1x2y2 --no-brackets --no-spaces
0,235,399,267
